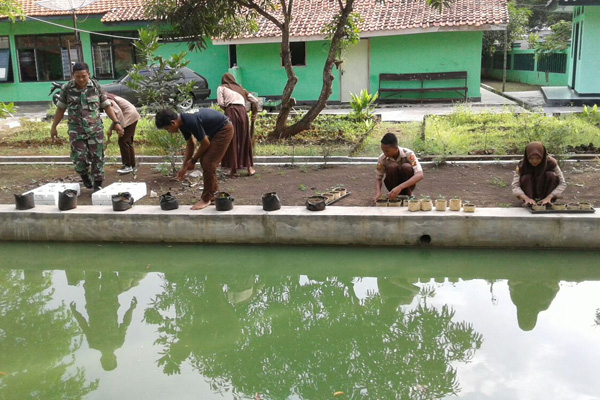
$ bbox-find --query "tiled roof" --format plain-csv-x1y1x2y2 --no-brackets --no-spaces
10,0,507,35
246,0,508,39
12,0,146,21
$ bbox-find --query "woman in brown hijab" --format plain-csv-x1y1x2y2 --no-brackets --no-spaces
217,73,259,176
511,141,566,205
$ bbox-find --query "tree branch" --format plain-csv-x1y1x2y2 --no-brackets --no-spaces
235,0,284,30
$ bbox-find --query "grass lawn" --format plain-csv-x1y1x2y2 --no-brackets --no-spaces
2,108,599,159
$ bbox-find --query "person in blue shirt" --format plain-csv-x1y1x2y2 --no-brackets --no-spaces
156,108,233,210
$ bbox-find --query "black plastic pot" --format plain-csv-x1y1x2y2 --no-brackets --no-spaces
159,192,179,211
58,189,78,211
15,192,35,210
215,192,234,211
306,195,327,211
112,192,134,212
262,192,281,211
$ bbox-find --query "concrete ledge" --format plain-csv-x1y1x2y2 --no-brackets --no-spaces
1,205,598,248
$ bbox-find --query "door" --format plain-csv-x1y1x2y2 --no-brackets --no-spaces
340,39,369,102
571,22,580,90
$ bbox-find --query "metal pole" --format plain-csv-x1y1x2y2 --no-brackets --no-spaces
502,27,508,92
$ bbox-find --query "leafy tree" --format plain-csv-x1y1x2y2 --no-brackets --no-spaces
0,0,23,21
533,19,572,55
144,272,483,399
125,29,197,113
483,1,531,55
0,0,23,118
144,0,454,139
519,0,571,30
0,270,98,399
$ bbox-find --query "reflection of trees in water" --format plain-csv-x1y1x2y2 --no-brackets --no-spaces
145,273,483,400
0,270,98,399
595,309,600,327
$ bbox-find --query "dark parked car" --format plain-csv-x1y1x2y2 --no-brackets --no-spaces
101,67,211,110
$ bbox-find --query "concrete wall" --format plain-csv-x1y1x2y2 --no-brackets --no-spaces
369,31,483,100
1,205,599,249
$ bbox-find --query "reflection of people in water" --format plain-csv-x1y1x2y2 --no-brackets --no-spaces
377,277,420,317
508,280,559,331
69,271,142,371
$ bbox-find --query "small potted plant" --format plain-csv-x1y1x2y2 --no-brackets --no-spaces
449,196,462,211
463,201,476,213
262,192,281,211
551,202,566,211
388,197,403,207
306,195,327,211
435,195,447,211
321,192,335,203
566,202,580,210
375,195,388,207
579,201,593,210
419,195,433,211
334,185,347,197
407,196,420,212
215,192,235,211
531,200,546,212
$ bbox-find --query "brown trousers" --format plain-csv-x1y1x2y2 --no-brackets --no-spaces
520,172,559,200
384,163,416,196
200,123,234,202
118,121,137,167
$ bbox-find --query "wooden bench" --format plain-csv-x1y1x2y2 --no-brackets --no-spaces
378,71,468,103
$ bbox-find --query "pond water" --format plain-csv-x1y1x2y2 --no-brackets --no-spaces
1,242,599,400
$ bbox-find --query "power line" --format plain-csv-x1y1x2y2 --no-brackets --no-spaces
24,15,140,40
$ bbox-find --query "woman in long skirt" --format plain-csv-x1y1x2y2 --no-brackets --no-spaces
217,73,259,176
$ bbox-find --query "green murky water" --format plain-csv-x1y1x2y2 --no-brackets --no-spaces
1,242,599,400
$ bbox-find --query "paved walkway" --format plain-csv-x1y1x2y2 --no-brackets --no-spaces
0,87,583,130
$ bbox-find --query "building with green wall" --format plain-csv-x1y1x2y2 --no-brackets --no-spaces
566,4,600,94
1,0,508,104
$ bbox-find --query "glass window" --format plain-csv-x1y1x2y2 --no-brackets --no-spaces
91,32,138,80
16,34,80,82
0,37,13,82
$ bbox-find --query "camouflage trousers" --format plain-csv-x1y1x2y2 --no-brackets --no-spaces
69,134,104,181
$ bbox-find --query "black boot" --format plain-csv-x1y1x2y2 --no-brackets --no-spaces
80,174,93,189
93,180,103,192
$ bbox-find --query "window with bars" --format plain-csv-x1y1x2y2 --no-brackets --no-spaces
537,53,568,73
15,34,80,82
91,32,139,80
513,54,535,71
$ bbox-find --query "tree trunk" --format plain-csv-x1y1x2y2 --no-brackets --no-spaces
270,0,355,139
273,10,299,135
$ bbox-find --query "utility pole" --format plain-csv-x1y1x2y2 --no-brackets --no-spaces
502,27,508,92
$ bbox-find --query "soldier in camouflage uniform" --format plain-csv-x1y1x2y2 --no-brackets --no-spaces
51,62,123,191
